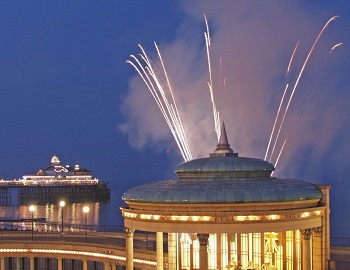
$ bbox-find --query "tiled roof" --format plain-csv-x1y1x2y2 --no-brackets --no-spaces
122,177,322,204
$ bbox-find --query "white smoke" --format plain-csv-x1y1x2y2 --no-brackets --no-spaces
120,1,350,184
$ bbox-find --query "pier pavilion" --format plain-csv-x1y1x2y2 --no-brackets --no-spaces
16,154,110,203
121,124,331,270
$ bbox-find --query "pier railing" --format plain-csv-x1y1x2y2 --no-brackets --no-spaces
0,220,124,233
331,237,350,247
0,230,160,252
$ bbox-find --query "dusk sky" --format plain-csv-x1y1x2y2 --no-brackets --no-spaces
0,1,349,233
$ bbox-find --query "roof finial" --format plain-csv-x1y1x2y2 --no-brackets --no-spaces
214,122,234,155
51,154,60,165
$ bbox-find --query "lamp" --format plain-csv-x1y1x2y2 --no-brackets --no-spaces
59,200,65,232
82,206,89,242
29,205,35,240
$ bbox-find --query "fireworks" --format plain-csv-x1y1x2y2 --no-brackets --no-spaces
126,43,192,162
286,41,300,76
204,15,221,141
266,16,339,166
126,15,340,168
329,42,344,53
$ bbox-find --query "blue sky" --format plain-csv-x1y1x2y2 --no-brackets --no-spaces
0,1,185,182
0,2,349,235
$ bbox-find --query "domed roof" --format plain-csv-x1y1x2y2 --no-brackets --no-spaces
175,155,274,179
122,123,323,204
122,177,322,204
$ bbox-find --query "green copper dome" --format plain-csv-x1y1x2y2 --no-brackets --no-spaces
122,123,323,204
175,155,274,179
122,177,322,204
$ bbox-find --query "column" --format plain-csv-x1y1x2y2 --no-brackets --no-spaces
124,226,135,270
168,232,177,270
217,233,221,269
198,234,209,270
228,233,232,264
156,231,164,270
57,258,63,270
260,233,265,268
313,227,322,270
104,262,111,270
111,263,117,270
0,256,4,270
237,233,242,267
82,259,88,270
178,234,182,269
30,257,35,270
281,232,286,270
301,229,312,270
319,185,331,270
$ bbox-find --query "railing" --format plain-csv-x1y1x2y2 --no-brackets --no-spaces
1,227,348,249
0,221,124,233
0,230,159,252
0,231,124,247
331,237,350,247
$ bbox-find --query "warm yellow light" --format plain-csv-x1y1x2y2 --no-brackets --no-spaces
168,215,213,221
29,205,35,212
140,214,152,220
124,212,137,218
301,212,310,218
83,206,89,214
268,215,280,220
59,201,65,207
248,215,260,220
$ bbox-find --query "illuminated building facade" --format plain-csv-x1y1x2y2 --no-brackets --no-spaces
17,154,110,203
121,124,330,270
22,154,97,184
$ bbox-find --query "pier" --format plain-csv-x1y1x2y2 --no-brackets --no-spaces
0,154,111,204
0,180,110,204
0,187,11,205
18,182,110,204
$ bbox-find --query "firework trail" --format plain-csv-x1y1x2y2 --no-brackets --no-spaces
271,139,287,176
264,84,289,161
286,41,300,76
154,43,192,160
126,43,192,161
329,42,344,53
204,15,221,141
268,16,338,163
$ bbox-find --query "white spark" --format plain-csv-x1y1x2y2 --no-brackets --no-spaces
127,44,193,161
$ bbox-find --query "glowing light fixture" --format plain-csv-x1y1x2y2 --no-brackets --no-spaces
29,205,35,240
83,206,89,242
59,200,65,232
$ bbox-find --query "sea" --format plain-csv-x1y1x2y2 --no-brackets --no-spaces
0,182,127,232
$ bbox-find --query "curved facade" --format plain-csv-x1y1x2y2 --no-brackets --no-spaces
121,124,330,270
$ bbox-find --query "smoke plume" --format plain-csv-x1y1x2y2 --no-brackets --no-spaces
120,1,350,185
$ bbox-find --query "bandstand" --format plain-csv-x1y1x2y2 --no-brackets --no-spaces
121,124,330,270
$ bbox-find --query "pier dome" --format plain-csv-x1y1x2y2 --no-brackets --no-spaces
122,123,322,206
